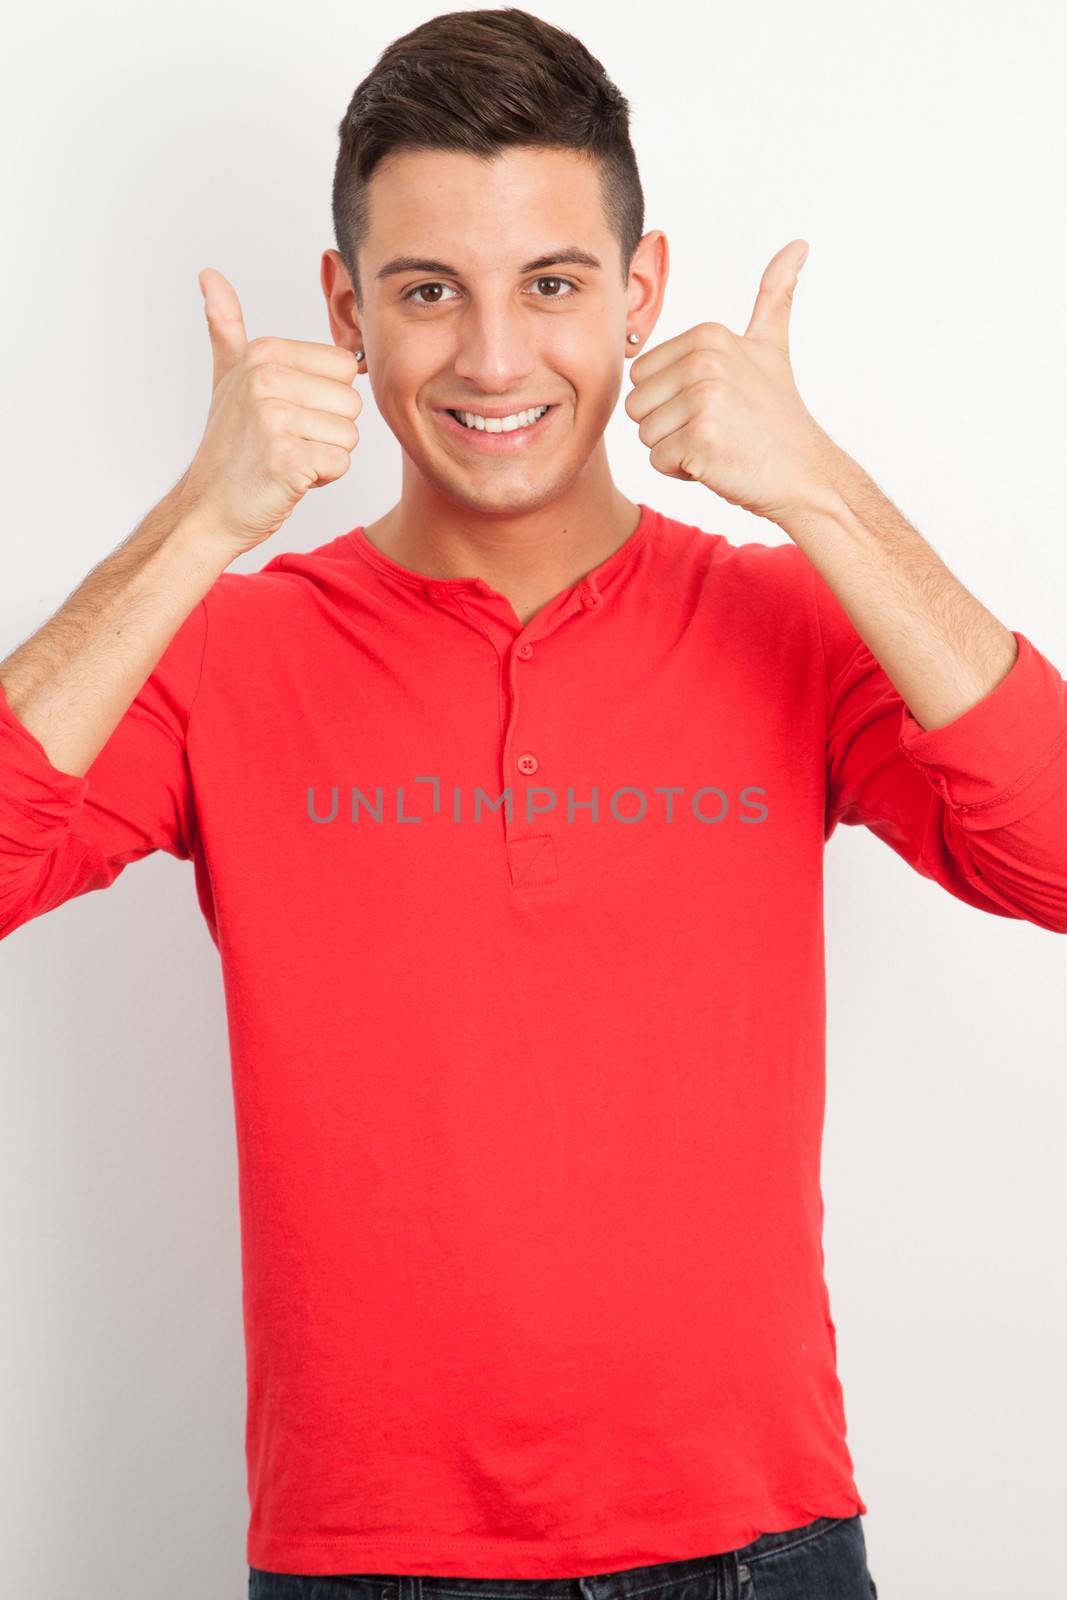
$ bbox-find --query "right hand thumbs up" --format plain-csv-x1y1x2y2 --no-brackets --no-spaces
176,268,363,557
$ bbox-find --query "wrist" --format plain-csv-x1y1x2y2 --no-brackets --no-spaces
161,479,246,573
774,443,861,540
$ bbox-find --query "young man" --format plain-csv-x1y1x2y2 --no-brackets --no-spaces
2,8,1064,1599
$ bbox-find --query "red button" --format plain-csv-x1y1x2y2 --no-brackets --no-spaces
517,752,539,775
582,590,601,608
428,585,445,601
517,643,533,659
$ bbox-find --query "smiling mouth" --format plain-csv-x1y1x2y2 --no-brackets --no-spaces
444,404,555,434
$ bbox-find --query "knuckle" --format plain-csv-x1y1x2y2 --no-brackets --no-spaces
316,445,347,481
265,434,294,472
247,335,279,364
684,349,720,381
258,396,290,432
247,361,278,396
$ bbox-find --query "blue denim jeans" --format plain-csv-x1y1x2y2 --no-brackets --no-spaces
249,1513,879,1599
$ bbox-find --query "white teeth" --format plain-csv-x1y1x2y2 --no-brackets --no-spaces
453,405,549,432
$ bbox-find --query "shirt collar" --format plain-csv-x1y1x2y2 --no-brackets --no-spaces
345,501,657,608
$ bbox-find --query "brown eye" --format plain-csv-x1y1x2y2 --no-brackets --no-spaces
405,282,458,306
532,277,576,298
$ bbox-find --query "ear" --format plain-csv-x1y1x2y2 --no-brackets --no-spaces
624,230,670,357
322,248,365,362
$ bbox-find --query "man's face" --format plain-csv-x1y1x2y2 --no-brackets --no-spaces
329,145,658,517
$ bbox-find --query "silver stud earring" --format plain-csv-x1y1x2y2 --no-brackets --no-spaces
627,332,640,345
355,350,364,361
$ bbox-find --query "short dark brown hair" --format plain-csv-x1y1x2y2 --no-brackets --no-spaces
331,7,644,309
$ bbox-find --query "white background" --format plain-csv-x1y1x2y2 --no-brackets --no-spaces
1,2,1065,1595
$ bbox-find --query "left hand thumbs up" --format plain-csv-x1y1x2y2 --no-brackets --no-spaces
624,239,838,524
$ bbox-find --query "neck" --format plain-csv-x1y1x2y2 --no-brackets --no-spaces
361,450,641,627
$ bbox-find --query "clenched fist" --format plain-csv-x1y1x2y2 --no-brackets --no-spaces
175,267,363,555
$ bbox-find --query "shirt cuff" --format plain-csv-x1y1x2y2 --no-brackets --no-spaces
898,630,1067,827
0,677,90,851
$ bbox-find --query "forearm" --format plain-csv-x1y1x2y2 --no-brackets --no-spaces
0,482,236,778
779,449,1019,731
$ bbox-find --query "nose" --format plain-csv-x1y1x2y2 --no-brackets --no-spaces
450,302,538,396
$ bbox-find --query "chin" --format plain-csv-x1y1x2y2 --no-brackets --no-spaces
442,472,567,516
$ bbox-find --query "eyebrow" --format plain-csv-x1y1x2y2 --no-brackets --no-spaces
374,247,603,282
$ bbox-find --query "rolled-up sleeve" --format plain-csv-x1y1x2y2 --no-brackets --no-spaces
811,560,1067,934
0,595,209,942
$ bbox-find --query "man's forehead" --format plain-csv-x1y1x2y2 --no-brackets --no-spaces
364,147,609,267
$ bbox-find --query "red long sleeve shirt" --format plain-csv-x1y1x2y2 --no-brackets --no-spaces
3,501,1066,1578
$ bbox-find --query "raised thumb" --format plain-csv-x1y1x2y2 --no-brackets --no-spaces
199,267,249,391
